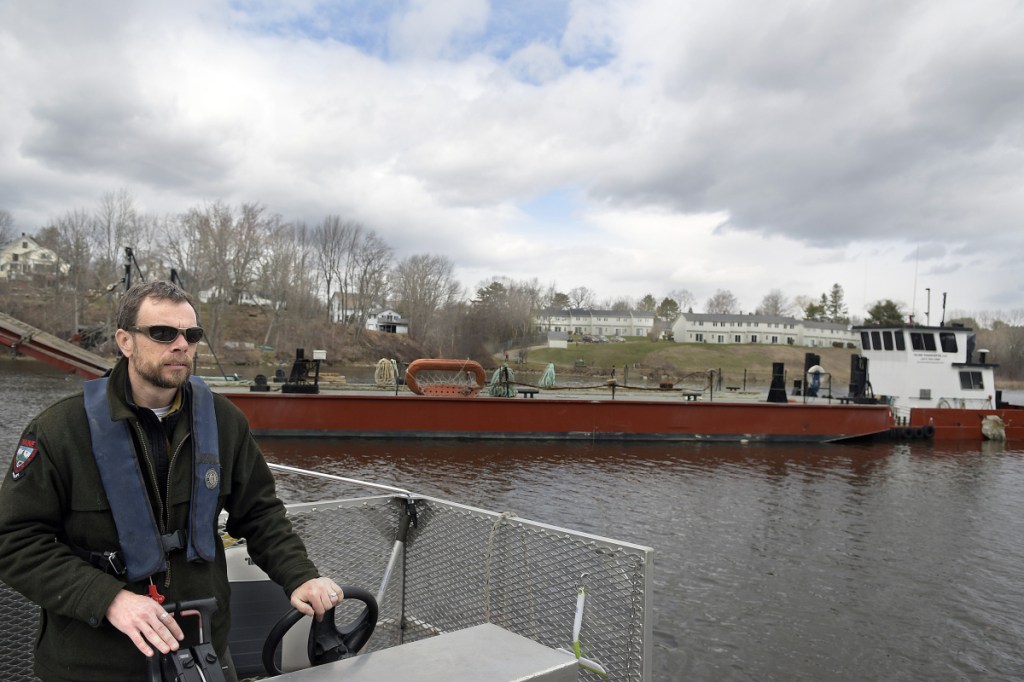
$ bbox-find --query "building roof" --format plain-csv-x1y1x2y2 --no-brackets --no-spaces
536,307,655,318
680,311,849,331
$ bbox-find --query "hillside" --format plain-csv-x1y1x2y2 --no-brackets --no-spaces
514,338,861,392
191,306,430,370
1,290,431,372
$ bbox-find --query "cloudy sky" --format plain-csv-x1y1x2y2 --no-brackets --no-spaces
2,0,1022,319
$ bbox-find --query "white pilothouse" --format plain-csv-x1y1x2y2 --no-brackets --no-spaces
850,323,998,419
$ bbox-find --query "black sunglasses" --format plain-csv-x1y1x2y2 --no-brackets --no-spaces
129,325,205,344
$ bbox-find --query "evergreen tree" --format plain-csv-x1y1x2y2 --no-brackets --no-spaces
825,283,849,323
866,299,905,325
638,294,657,313
657,298,680,320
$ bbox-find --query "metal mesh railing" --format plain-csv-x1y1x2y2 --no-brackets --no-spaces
1,493,652,681
283,496,406,651
0,581,38,681
400,497,651,682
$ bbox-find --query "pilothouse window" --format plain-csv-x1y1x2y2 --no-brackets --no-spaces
960,371,984,390
882,331,894,350
910,332,937,351
939,332,958,353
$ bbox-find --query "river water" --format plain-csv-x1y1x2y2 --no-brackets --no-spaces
3,357,1024,681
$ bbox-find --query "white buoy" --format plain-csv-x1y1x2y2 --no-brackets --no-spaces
981,414,1006,441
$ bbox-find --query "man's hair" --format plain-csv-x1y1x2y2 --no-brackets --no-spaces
115,281,197,330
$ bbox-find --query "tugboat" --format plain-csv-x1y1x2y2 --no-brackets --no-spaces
849,322,1023,440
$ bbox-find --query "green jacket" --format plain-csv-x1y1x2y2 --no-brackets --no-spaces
0,358,319,681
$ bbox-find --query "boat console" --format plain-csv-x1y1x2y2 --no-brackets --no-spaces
270,623,578,681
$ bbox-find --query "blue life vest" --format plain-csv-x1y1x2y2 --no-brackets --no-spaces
83,375,221,582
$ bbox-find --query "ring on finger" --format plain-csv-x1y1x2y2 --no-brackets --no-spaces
328,592,338,600
159,612,169,621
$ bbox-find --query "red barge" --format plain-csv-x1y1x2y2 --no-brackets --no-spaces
222,389,894,443
3,310,1021,443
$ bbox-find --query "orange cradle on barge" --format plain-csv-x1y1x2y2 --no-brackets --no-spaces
404,359,487,397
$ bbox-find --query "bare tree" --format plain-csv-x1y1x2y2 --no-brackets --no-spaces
0,209,15,246
287,222,322,325
256,221,312,349
162,201,259,346
705,289,739,314
346,230,393,341
793,294,815,317
163,208,207,291
568,286,596,309
92,188,148,288
508,277,543,341
313,216,357,322
196,202,236,345
275,221,326,353
46,209,93,332
228,203,273,304
756,289,792,316
391,254,462,351
539,283,563,309
668,288,697,312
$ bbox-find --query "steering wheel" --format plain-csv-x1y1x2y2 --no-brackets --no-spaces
261,585,378,676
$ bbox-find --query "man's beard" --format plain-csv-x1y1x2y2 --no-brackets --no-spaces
135,356,192,389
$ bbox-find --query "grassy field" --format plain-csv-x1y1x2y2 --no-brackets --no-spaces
516,338,858,391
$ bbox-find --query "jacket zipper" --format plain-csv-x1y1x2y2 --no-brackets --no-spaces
132,421,166,535
132,420,191,589
163,432,191,589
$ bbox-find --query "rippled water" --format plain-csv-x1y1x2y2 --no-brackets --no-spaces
4,358,1024,680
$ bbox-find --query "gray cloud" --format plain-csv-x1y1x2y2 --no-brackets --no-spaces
2,0,1022,314
23,91,235,192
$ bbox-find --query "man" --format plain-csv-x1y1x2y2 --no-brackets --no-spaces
0,281,343,681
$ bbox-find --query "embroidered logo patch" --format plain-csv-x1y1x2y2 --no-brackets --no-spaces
12,439,38,480
204,468,219,490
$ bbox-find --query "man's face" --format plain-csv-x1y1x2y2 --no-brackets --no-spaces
116,297,199,393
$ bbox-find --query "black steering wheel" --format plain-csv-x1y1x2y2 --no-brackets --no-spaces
261,585,378,676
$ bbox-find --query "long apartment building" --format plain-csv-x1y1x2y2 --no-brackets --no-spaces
534,308,656,338
670,312,859,348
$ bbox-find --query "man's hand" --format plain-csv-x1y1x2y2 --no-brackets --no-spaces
105,590,184,657
290,577,344,622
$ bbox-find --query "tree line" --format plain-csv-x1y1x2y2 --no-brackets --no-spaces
2,194,1022,377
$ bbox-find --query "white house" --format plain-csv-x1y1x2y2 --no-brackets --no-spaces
328,292,408,334
0,234,67,281
670,312,859,349
365,309,409,335
534,308,655,338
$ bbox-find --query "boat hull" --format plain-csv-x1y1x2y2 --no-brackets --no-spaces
223,392,893,443
909,407,1024,441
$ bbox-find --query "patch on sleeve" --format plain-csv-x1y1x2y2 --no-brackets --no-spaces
12,439,38,480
